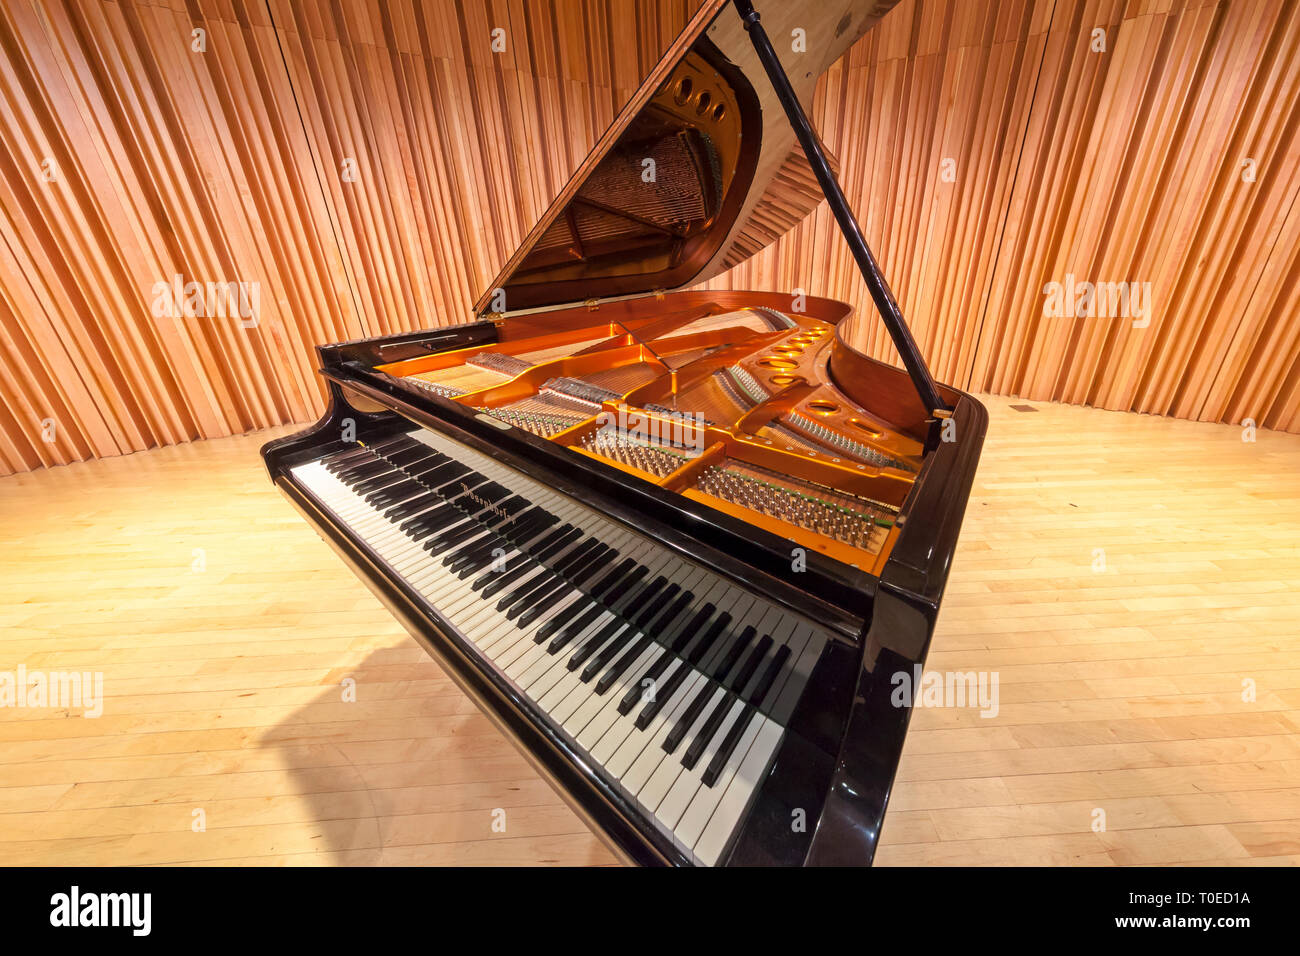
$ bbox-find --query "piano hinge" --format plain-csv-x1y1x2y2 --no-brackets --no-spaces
482,311,506,325
584,297,600,312
652,288,667,301
932,408,952,419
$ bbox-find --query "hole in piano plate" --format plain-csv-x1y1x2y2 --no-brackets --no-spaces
850,420,883,439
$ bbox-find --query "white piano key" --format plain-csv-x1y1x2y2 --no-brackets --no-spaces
672,710,765,854
653,698,747,835
691,716,784,866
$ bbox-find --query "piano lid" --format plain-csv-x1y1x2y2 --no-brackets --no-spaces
474,0,900,316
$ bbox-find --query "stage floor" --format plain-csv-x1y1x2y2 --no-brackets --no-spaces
2,398,1297,865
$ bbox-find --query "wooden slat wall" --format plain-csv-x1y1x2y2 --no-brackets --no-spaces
1,0,1297,476
0,0,370,474
0,0,696,475
707,0,1300,431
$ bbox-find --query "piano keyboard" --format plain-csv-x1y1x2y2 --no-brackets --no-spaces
289,428,826,865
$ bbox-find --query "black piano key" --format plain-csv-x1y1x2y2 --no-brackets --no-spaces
596,564,648,607
534,596,603,644
323,447,371,467
500,540,602,613
382,484,438,510
366,434,418,455
556,572,681,655
470,522,566,582
425,520,489,553
516,580,584,628
554,538,608,573
547,565,644,653
527,543,616,607
402,486,478,524
449,539,509,577
634,658,692,729
382,447,434,468
425,500,508,547
353,469,407,494
458,479,510,502
618,621,699,716
681,691,733,770
366,480,425,506
515,545,612,624
479,558,546,600
472,551,530,588
382,492,440,520
419,468,484,498
588,589,695,690
504,515,559,557
399,502,464,537
619,575,669,623
726,633,773,693
666,603,717,655
453,516,550,577
323,447,375,468
406,457,460,481
530,590,600,642
448,519,516,564
502,511,556,547
586,556,637,599
645,588,696,638
746,644,791,706
564,616,629,668
333,451,389,473
618,651,677,715
578,622,637,680
662,677,719,754
477,528,577,598
711,625,756,681
594,634,655,694
683,611,731,665
700,647,793,788
366,487,422,512
533,576,594,643
443,502,533,567
702,705,757,787
538,535,608,582
486,506,548,546
332,459,388,482
635,583,683,628
425,496,514,548
530,524,581,560
617,600,719,716
574,578,668,678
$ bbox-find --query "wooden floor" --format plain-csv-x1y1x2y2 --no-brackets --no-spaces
1,398,1297,866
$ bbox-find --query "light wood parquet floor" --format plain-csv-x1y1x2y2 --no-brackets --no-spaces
1,398,1297,865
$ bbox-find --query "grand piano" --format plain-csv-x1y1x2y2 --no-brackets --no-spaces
262,0,985,865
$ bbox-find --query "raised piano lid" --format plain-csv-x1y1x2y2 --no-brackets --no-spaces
472,0,901,316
